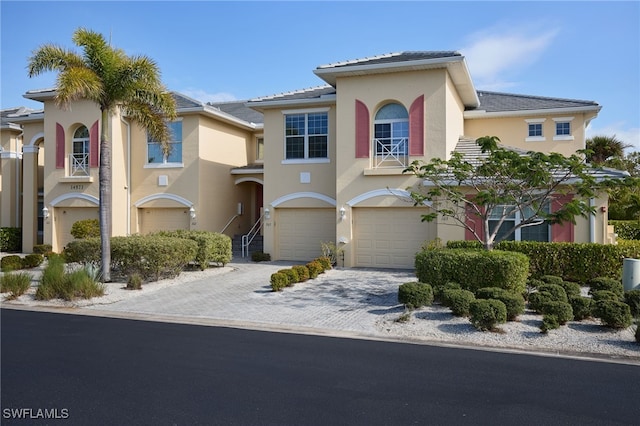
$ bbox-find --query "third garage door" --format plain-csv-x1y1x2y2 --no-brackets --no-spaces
354,207,433,268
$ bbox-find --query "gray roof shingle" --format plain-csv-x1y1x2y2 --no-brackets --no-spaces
249,85,336,104
207,101,264,125
316,51,461,70
472,91,600,113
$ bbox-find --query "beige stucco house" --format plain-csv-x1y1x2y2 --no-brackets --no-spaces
1,51,620,268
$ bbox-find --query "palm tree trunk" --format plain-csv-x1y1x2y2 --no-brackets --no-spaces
99,108,112,282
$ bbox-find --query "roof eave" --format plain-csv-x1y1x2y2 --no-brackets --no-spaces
247,95,336,111
174,105,259,130
23,88,57,102
464,105,602,119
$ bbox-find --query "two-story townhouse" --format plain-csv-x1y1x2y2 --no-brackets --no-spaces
1,91,263,253
248,51,619,268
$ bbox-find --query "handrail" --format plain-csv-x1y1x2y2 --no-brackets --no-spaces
220,214,239,234
241,213,264,257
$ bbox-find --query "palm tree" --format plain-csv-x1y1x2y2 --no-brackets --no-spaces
28,28,176,281
585,135,631,164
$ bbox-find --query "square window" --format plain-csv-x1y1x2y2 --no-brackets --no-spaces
528,123,543,137
556,122,571,136
147,121,182,164
284,112,328,160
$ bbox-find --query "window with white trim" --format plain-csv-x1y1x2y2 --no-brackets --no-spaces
256,137,264,162
488,204,550,242
284,112,328,160
373,103,409,168
71,126,90,176
553,117,574,141
528,123,542,137
525,118,546,142
147,121,182,164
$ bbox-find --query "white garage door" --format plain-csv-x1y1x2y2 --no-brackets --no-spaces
139,208,190,234
277,208,335,261
354,208,433,268
56,207,99,251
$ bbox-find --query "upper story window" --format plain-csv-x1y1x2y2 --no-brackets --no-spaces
488,204,550,242
70,126,90,176
284,110,328,162
374,103,409,168
553,117,574,141
525,118,546,142
147,121,182,165
256,137,264,162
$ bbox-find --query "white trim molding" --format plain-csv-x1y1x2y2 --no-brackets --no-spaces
271,192,336,207
134,193,193,208
234,177,264,185
346,188,428,206
50,192,99,206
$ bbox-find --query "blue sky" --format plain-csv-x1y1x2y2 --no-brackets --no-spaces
2,1,639,151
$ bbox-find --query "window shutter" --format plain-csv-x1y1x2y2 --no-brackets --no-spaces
465,196,485,241
409,95,424,156
355,100,369,158
551,194,574,242
56,123,65,169
90,120,99,167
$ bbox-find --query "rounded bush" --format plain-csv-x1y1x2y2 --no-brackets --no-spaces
316,256,332,271
277,269,299,286
433,282,461,303
541,314,560,333
569,296,593,321
70,219,100,239
594,300,633,329
1,255,23,272
540,300,573,325
588,277,624,298
469,299,507,331
292,265,310,282
590,290,620,303
475,287,507,300
540,275,564,285
529,291,554,313
305,261,323,279
536,283,568,303
476,287,524,321
22,253,44,269
442,288,475,317
560,281,582,298
32,244,52,255
623,289,640,318
270,272,288,292
398,282,434,310
635,323,640,344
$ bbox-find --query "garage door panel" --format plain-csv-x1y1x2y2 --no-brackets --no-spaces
140,208,190,234
278,209,335,261
354,208,432,268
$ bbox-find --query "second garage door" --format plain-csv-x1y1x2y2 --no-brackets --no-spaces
354,207,433,268
277,208,335,261
139,208,190,234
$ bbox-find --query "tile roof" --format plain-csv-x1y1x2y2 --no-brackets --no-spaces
472,91,600,113
316,51,461,70
249,85,336,103
171,92,205,109
207,101,264,125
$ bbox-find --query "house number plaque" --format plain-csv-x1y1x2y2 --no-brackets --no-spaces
70,184,84,190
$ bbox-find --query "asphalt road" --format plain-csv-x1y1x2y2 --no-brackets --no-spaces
1,308,639,425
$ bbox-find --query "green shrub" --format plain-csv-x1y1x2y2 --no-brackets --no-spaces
126,273,143,290
32,244,52,255
64,268,105,300
540,275,564,285
540,301,573,325
153,230,232,268
22,253,44,269
63,238,101,265
537,283,568,303
610,220,640,240
529,291,554,313
624,289,640,317
636,322,640,343
0,227,21,252
35,254,66,300
442,288,475,317
475,287,525,321
588,277,624,298
398,282,434,310
433,282,461,303
590,290,620,303
469,299,507,331
251,251,271,262
70,219,100,239
1,271,32,299
541,315,560,333
316,256,332,271
415,249,529,295
277,269,299,286
594,300,633,329
306,261,323,279
1,255,23,272
292,265,310,282
270,272,288,292
559,281,582,298
569,296,594,321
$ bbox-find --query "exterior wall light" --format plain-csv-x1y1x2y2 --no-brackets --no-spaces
42,206,49,219
264,208,270,220
189,206,196,219
339,206,346,219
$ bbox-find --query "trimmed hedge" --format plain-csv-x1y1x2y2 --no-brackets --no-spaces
624,289,640,317
569,296,594,320
153,230,232,268
610,220,640,240
270,272,289,292
594,300,633,329
1,255,23,272
469,299,507,331
475,287,525,321
587,277,624,298
0,227,21,252
398,282,434,310
70,219,100,239
442,288,475,317
540,301,573,325
415,249,529,295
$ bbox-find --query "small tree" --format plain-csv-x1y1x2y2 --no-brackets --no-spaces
404,136,626,250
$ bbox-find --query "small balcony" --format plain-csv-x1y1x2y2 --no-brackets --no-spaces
373,137,408,168
69,153,90,176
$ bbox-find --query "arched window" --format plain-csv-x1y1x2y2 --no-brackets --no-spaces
373,103,408,167
71,126,90,176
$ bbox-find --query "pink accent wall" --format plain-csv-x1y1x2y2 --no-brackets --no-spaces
409,95,424,156
355,100,370,158
56,123,65,169
90,120,99,167
551,194,575,242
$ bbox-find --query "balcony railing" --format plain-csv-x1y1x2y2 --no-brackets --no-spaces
69,153,90,176
373,137,408,168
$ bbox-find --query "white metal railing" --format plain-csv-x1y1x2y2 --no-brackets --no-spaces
69,153,90,176
220,214,240,235
241,213,264,258
373,137,408,168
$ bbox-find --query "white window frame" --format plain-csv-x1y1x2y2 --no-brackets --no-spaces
256,136,264,163
145,119,184,169
525,118,546,142
488,204,550,242
553,117,575,141
282,108,330,164
70,126,90,176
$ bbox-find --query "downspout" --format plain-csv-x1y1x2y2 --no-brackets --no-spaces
120,116,131,235
16,129,24,226
589,197,596,243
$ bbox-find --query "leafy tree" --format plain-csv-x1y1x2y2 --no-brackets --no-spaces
585,135,631,164
602,150,640,220
403,136,625,250
28,28,176,281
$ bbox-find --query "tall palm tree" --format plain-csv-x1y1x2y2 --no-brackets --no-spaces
585,135,631,164
28,28,176,281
